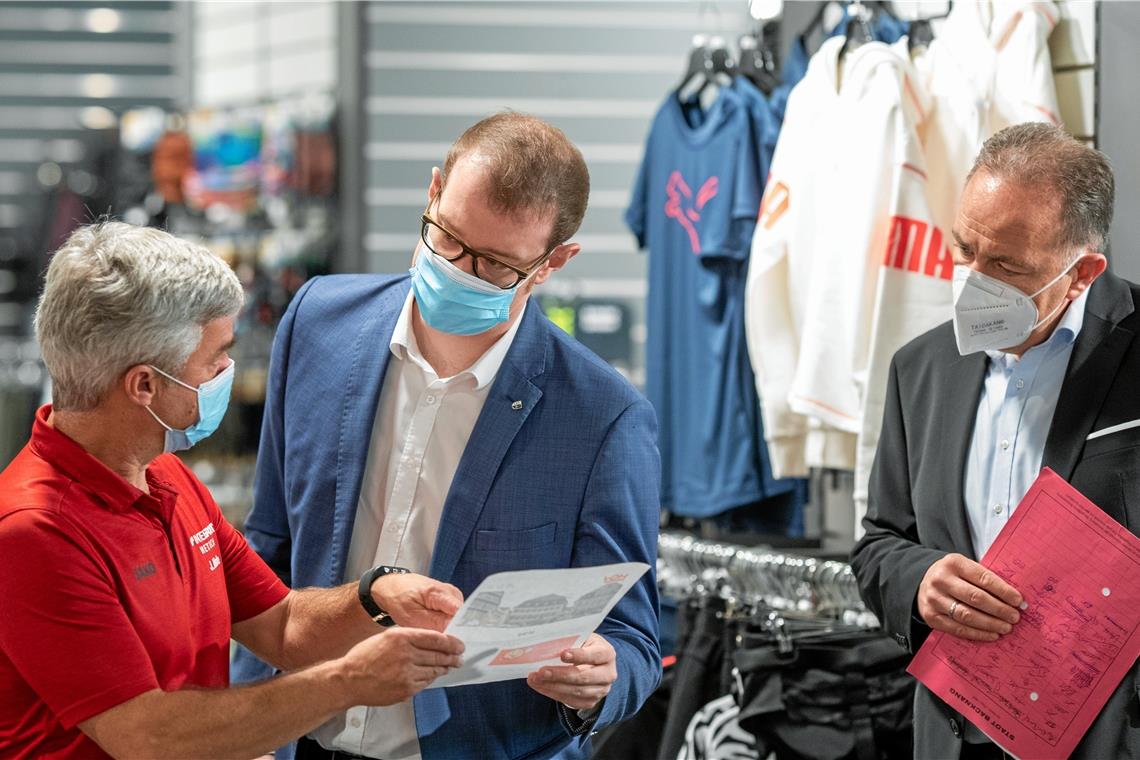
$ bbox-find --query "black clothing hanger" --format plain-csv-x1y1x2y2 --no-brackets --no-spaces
676,36,715,104
906,1,951,54
708,37,737,78
738,22,781,94
908,19,935,51
839,4,874,60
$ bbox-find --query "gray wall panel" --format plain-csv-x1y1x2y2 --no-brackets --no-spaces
363,0,751,285
368,113,657,146
368,69,674,100
1098,2,1140,282
368,24,698,56
0,0,183,282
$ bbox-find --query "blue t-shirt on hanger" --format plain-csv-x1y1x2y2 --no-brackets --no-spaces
627,87,802,521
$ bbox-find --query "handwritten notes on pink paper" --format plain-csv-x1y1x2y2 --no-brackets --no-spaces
908,468,1140,759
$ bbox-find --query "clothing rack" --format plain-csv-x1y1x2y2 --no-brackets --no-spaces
658,532,877,626
606,535,909,760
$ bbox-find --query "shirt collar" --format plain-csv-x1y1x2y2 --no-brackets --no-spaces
28,405,178,518
984,287,1089,365
389,291,528,390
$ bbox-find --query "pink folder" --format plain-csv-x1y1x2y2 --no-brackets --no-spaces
908,468,1140,759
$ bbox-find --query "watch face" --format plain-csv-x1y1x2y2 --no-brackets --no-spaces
360,566,410,626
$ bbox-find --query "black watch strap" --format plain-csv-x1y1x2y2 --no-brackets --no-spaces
358,565,411,627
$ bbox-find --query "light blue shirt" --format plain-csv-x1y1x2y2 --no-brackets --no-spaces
964,289,1089,559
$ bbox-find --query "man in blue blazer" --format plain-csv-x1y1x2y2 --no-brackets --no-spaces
232,113,662,760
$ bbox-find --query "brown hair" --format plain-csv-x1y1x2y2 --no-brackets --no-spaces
441,112,590,251
967,123,1114,252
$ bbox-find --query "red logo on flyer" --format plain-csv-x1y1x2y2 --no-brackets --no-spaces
490,636,580,666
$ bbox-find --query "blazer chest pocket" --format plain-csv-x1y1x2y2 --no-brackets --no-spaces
1084,423,1140,460
475,522,557,552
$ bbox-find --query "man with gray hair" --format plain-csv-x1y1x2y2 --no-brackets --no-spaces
0,222,467,759
852,123,1140,758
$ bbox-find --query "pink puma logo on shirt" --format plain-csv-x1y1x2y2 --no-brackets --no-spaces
664,171,720,254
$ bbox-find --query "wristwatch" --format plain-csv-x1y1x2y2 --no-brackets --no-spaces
358,565,411,627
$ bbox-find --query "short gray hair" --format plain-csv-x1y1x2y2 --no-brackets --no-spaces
35,222,244,411
967,122,1114,253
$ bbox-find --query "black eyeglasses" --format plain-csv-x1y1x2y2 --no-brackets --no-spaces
420,200,554,290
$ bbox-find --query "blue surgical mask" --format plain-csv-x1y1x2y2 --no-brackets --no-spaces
145,360,235,453
409,244,519,336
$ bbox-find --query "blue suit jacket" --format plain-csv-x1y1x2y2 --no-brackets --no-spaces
231,274,662,760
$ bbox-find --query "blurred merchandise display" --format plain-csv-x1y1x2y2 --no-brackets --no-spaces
0,338,46,468
0,93,340,515
539,296,637,384
156,93,341,517
186,455,259,532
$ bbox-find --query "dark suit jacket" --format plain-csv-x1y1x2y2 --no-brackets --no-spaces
852,270,1140,759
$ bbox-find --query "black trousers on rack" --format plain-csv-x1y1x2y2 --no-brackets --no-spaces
734,632,914,760
655,599,738,760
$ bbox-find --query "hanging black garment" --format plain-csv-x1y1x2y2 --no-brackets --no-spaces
734,632,914,760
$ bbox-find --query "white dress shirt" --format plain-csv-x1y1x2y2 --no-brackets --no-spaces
310,292,526,759
964,288,1088,560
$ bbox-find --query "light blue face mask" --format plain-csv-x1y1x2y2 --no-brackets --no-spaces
409,245,520,336
145,360,235,453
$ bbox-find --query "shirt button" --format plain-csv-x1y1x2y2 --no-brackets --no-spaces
425,395,436,405
1001,440,1010,450
994,504,1004,514
350,717,362,729
1015,379,1025,389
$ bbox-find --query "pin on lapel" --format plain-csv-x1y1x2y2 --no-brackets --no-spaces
511,400,524,411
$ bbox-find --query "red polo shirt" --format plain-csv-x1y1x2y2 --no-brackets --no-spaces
0,406,289,759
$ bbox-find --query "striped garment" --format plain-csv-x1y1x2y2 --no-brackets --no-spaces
678,694,762,760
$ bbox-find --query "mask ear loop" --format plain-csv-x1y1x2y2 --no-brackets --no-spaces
149,364,198,392
143,365,188,434
1029,257,1081,330
145,404,176,431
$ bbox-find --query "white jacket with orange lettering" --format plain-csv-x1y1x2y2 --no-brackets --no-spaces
745,35,936,478
853,1,1062,528
746,1,1060,507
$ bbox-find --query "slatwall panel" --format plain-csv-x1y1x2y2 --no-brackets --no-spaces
0,1,185,330
191,1,337,107
362,0,753,295
1100,2,1140,284
1051,0,1097,144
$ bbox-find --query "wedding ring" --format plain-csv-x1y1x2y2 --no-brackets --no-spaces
948,600,960,620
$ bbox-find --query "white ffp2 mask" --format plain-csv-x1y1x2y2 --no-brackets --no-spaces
951,263,1076,355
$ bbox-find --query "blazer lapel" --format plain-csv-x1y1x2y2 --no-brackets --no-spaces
430,302,548,583
943,351,987,558
327,280,410,584
1043,273,1136,487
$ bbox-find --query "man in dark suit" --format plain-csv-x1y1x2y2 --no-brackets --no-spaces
852,123,1140,759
